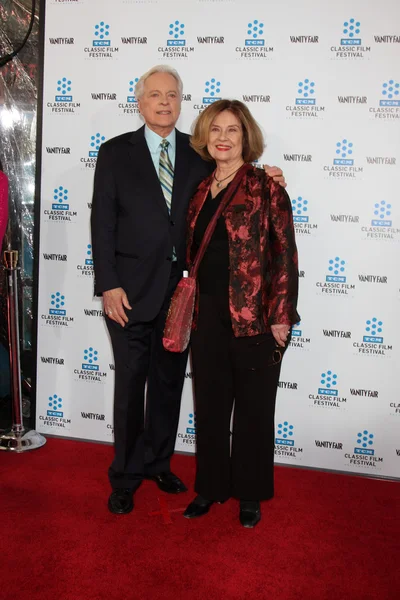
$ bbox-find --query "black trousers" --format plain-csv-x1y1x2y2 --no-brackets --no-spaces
191,294,286,502
105,265,188,491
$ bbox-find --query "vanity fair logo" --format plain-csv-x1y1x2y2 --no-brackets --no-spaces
275,422,303,460
330,18,371,59
43,186,78,223
84,22,119,59
158,20,194,58
47,78,80,114
286,79,325,119
235,19,273,59
39,394,71,431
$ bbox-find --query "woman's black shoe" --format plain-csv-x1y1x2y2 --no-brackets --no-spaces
239,501,261,528
183,495,214,519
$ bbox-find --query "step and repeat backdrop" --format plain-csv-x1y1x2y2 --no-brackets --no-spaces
36,0,400,479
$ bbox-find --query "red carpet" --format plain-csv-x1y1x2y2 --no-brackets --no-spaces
1,438,399,600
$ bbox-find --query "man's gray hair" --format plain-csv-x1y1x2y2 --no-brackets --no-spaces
135,65,183,100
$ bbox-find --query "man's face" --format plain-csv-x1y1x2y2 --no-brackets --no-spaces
137,72,181,136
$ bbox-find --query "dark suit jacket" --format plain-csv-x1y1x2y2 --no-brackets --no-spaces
90,125,213,321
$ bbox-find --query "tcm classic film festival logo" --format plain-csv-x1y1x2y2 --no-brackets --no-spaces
345,430,384,471
361,201,399,242
38,394,71,430
74,347,108,384
286,79,325,119
84,22,119,59
80,134,106,170
274,422,303,460
47,77,80,114
309,371,347,410
323,139,363,180
353,317,392,358
331,19,371,59
76,244,94,278
158,20,194,58
291,196,317,236
118,78,140,115
43,185,78,223
370,80,400,121
289,322,311,351
315,256,355,296
41,292,74,328
235,19,273,59
193,78,222,113
177,412,196,447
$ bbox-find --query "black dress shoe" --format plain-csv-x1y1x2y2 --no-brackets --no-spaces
183,495,213,519
239,501,261,528
108,489,134,514
145,471,188,494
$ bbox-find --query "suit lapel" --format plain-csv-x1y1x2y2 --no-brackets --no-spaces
170,129,190,221
128,126,169,220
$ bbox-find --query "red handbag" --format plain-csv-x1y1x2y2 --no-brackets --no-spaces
163,164,250,352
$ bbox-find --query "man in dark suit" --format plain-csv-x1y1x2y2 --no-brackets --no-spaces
91,65,284,514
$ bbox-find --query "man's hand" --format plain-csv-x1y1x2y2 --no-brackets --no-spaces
264,164,286,188
271,324,290,348
103,287,132,327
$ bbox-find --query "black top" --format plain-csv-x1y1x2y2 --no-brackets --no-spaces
193,185,230,295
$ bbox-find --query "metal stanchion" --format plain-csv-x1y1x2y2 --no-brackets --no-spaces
0,250,46,452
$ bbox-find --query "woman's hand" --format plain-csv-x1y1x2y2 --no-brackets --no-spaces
263,165,286,188
271,324,290,347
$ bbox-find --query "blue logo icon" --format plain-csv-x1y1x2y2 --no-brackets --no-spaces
47,394,63,417
292,321,302,337
334,139,354,166
318,371,338,397
187,412,196,435
55,77,72,102
168,20,185,46
245,19,265,46
82,347,99,371
52,185,69,210
380,80,400,107
50,292,66,316
326,257,346,283
128,78,139,103
89,133,105,157
341,18,361,46
85,244,93,266
93,21,111,47
372,200,392,227
363,318,383,344
291,197,309,223
296,79,316,105
275,421,294,446
355,430,375,456
203,78,221,104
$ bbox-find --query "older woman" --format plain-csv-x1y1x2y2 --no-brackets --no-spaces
183,100,300,528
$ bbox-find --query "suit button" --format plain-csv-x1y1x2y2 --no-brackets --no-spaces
166,256,172,261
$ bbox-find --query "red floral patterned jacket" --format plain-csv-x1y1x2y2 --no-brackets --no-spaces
186,166,300,337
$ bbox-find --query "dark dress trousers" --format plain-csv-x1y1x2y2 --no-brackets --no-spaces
91,125,213,490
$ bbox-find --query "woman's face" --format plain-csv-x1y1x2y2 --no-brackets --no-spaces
207,110,244,163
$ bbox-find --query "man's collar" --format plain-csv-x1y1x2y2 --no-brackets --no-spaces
144,125,176,152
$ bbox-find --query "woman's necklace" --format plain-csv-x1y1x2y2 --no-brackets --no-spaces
213,163,244,188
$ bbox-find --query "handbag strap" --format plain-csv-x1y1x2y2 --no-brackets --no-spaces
190,163,251,278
